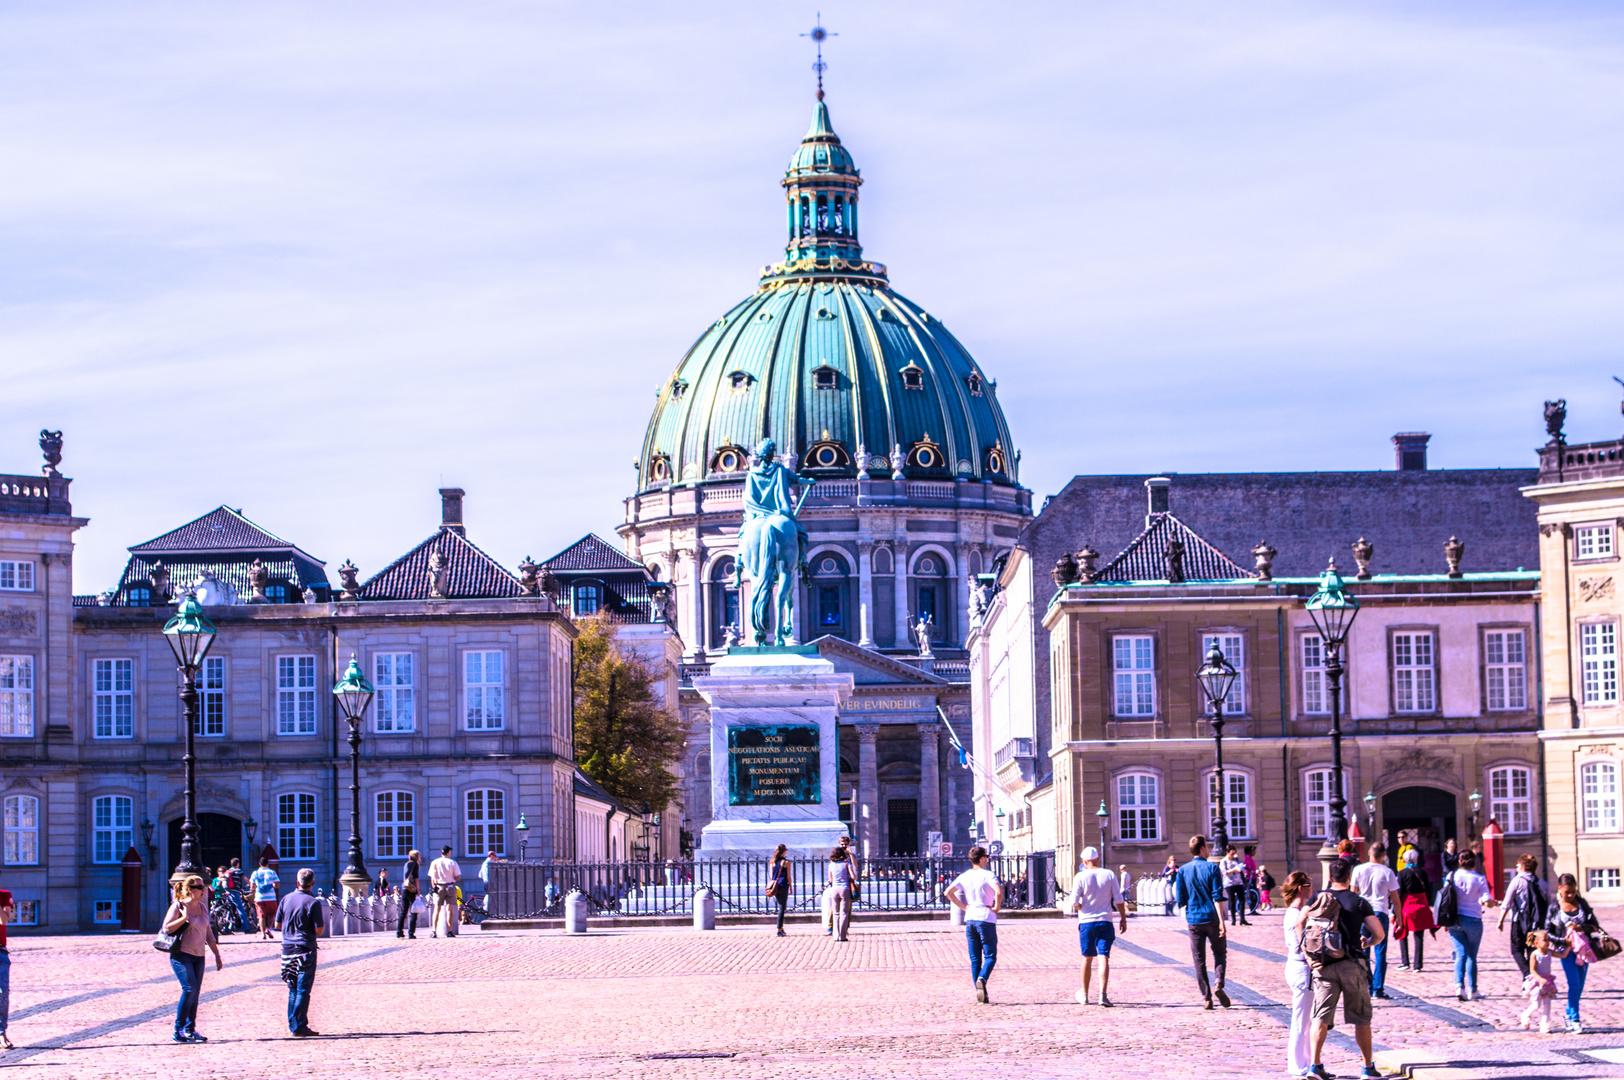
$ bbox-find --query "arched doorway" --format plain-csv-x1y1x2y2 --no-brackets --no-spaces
1382,786,1455,886
167,813,244,878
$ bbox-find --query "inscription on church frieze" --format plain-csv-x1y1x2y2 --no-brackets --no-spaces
727,724,820,806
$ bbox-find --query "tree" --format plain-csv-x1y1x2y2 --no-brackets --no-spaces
572,614,685,813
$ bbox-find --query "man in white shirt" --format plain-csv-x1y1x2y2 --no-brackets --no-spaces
1069,846,1127,1006
429,846,463,939
945,846,1003,1004
1350,842,1400,998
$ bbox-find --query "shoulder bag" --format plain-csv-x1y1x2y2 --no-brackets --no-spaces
153,903,186,954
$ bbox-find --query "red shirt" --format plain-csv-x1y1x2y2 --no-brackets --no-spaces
0,889,12,947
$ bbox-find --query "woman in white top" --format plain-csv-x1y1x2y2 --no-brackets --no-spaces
826,847,856,942
1445,849,1499,1001
1280,871,1316,1079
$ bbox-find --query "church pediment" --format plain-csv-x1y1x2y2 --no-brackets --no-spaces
810,635,946,688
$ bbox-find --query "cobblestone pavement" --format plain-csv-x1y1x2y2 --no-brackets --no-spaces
0,906,1618,1079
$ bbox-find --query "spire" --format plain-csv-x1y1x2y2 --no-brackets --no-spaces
801,15,837,102
759,99,887,288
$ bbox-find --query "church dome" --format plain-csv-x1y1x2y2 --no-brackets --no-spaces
638,102,1019,491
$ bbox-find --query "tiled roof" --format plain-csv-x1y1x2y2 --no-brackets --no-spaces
543,534,643,572
117,555,330,601
358,528,522,601
573,768,623,811
1094,513,1249,583
131,507,295,553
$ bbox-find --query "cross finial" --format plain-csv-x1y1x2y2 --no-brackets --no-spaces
801,14,837,101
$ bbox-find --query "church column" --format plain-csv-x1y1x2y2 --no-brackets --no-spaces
917,722,941,855
857,541,876,649
954,542,973,648
856,724,881,860
679,547,703,659
892,540,910,649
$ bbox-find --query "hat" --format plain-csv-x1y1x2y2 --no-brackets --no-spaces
1080,846,1100,864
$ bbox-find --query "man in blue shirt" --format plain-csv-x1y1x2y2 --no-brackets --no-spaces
1174,835,1230,1009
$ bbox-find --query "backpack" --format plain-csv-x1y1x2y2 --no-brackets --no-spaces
1298,891,1347,968
1433,874,1459,928
1509,877,1547,931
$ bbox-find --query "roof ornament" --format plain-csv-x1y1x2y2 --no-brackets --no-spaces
1444,535,1465,579
337,560,360,601
801,15,837,101
38,429,62,478
1351,537,1374,581
517,556,540,597
427,548,450,599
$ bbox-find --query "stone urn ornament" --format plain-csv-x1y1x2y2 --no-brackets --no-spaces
1444,535,1465,579
1352,537,1374,581
247,558,270,603
1543,399,1567,446
1252,540,1277,581
337,559,361,601
1076,543,1100,583
517,556,540,597
38,430,62,477
1051,551,1079,588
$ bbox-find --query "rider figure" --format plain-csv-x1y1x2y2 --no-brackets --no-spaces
736,438,814,589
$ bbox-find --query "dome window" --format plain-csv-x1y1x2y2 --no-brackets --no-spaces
966,373,983,396
813,365,840,390
804,436,851,472
908,435,947,472
728,371,754,392
710,445,749,475
648,454,672,483
984,444,1007,476
815,306,836,320
756,310,774,322
668,378,688,400
900,363,925,390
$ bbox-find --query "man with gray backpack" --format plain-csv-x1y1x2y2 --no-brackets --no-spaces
1303,858,1385,1080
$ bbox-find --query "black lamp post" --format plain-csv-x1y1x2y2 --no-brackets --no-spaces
139,816,157,870
332,655,376,895
640,802,657,861
244,814,258,859
515,813,530,861
1196,644,1239,857
162,593,217,884
1095,799,1109,865
1362,790,1377,845
1304,560,1361,883
1468,788,1483,841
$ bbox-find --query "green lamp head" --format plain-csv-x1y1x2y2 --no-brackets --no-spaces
162,592,217,670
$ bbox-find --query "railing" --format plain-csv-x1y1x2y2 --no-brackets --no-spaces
1539,438,1624,483
807,481,859,499
905,481,957,501
930,659,970,680
679,663,713,685
0,473,70,516
701,483,743,507
994,737,1034,770
487,854,1054,921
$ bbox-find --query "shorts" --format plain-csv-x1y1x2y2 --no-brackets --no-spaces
1078,921,1116,957
1311,960,1372,1028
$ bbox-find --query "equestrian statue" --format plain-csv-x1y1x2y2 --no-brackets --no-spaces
734,438,815,646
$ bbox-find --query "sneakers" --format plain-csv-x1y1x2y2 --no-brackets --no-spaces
292,1027,320,1037
185,1032,207,1043
1398,963,1412,971
775,929,786,937
1076,989,1090,1005
1215,988,1232,1008
1308,1064,1335,1080
1456,985,1468,1002
1373,989,1390,999
1469,991,1486,1001
1568,1020,1584,1034
1203,998,1215,1010
975,978,988,1004
1099,993,1114,1008
1359,1067,1381,1079
1539,1020,1551,1034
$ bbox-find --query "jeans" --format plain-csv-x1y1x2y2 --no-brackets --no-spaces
1560,952,1587,1024
396,890,419,936
1186,918,1227,1000
1510,928,1534,979
1369,912,1390,992
1400,931,1425,970
287,952,317,1033
226,893,248,932
966,920,998,983
1448,915,1483,992
169,952,205,1036
829,886,851,940
773,885,789,932
1226,885,1247,924
0,949,9,1035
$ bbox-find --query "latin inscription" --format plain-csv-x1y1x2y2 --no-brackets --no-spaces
727,725,820,806
845,696,928,713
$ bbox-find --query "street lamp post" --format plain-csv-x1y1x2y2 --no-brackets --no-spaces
515,813,530,861
1095,799,1110,866
1468,789,1483,842
1304,560,1361,885
1196,644,1239,857
332,655,376,896
1362,790,1377,846
244,815,258,863
161,594,218,884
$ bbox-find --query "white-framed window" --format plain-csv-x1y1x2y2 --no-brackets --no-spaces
1302,634,1330,715
1576,524,1615,560
1200,633,1246,714
464,651,505,730
374,653,415,733
1304,769,1351,840
1207,770,1252,841
1116,772,1160,841
0,561,34,592
1484,629,1527,712
0,655,33,737
198,656,225,737
92,795,132,863
465,788,506,856
1112,635,1155,717
4,794,38,865
574,584,601,617
1582,623,1619,706
375,791,414,859
1582,761,1620,833
1392,632,1436,713
276,655,318,735
1588,867,1621,890
11,899,37,925
278,792,317,860
1488,765,1533,834
93,900,121,923
93,658,134,739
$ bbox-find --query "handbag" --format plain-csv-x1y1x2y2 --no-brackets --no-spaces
153,903,185,954
1593,931,1621,962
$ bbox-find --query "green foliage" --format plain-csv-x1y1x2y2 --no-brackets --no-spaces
572,614,684,813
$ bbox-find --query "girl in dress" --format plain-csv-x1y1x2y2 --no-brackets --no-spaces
1518,930,1556,1034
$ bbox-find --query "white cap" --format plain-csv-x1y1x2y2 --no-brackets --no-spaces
1080,846,1100,864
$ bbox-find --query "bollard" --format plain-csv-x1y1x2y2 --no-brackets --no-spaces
563,889,589,934
949,902,965,926
693,887,716,930
327,898,346,936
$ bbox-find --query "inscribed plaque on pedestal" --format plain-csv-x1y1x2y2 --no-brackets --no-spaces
727,724,820,806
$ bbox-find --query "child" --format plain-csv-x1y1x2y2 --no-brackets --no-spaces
1256,865,1276,911
1520,930,1557,1033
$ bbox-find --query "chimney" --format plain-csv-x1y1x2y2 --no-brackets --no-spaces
1393,433,1430,472
439,487,466,535
1144,476,1170,526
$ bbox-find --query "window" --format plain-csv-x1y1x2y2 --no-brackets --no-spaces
464,651,505,730
729,371,750,391
966,372,983,396
4,794,38,864
0,561,33,591
917,586,937,629
1576,525,1615,560
276,655,317,735
1304,769,1349,840
375,791,414,859
1116,773,1160,841
1582,623,1618,706
1201,633,1246,714
0,656,33,737
1301,634,1338,715
1392,632,1436,713
814,367,838,390
125,586,152,607
573,584,600,617
92,659,134,739
265,583,289,603
1207,771,1251,840
900,364,923,389
11,900,36,925
819,586,843,627
198,656,225,737
278,793,317,860
1113,635,1156,717
1488,766,1533,834
1485,630,1527,711
374,653,415,733
1588,867,1621,890
465,789,506,856
1582,761,1620,833
92,795,132,863
93,900,121,924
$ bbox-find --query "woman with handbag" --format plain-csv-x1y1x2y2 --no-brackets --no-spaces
827,846,856,942
1443,850,1498,1001
1395,849,1436,972
1547,873,1611,1033
767,844,792,937
160,875,222,1043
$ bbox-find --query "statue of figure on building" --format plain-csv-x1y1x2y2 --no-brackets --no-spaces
913,612,936,657
517,556,540,597
1351,537,1374,580
302,585,318,604
540,567,561,603
735,438,815,646
891,443,905,477
1165,536,1186,584
1443,535,1465,579
247,558,270,603
722,622,742,649
337,559,361,601
427,549,449,599
38,430,62,478
1252,540,1277,581
1543,399,1567,446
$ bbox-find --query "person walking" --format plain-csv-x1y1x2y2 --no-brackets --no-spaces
1518,929,1557,1034
1445,849,1499,1001
1257,865,1276,912
1280,871,1315,1078
1242,845,1260,915
1394,849,1435,971
1547,872,1606,1033
274,868,326,1037
1441,838,1460,875
1158,855,1178,917
1351,842,1399,998
1497,855,1549,980
397,850,422,938
161,875,222,1043
767,844,792,937
429,846,462,938
1067,846,1126,1007
1220,846,1249,927
826,845,856,942
1174,835,1230,1009
478,850,501,899
1307,857,1384,1080
222,858,249,932
375,868,390,895
249,857,280,940
0,882,14,1049
946,846,1003,1004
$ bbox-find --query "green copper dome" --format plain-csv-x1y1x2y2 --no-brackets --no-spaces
637,102,1019,491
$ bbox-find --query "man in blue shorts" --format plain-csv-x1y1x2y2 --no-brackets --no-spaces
1068,846,1127,1006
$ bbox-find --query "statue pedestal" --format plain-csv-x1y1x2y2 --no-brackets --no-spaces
694,649,853,861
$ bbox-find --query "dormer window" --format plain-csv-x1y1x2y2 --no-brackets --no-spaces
648,454,671,483
710,445,749,474
814,365,839,390
966,373,983,396
266,583,289,604
729,371,752,392
668,378,688,400
126,586,152,607
900,364,924,390
985,444,1007,475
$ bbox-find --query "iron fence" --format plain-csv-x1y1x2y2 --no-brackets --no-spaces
487,853,1055,921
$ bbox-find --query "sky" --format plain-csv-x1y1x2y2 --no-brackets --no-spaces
4,1,1624,592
